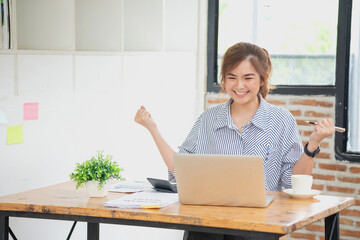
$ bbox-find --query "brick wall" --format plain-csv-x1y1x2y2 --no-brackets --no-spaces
205,93,360,240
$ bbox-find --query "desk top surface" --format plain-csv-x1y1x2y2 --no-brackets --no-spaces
0,181,355,234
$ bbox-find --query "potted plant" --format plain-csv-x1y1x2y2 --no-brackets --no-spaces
69,151,125,197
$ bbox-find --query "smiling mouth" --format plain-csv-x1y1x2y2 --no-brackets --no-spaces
234,90,249,96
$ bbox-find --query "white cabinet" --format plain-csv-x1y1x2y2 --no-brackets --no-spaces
16,0,75,50
75,0,123,51
123,0,163,51
12,0,198,52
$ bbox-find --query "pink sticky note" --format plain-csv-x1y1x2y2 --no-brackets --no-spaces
23,102,39,120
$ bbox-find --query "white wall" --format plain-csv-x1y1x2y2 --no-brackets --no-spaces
0,0,207,239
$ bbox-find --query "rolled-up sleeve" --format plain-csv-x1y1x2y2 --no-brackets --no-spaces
178,115,202,154
168,115,203,182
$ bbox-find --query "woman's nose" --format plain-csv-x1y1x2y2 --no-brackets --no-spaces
236,79,245,88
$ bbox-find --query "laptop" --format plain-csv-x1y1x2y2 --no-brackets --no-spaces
174,154,274,208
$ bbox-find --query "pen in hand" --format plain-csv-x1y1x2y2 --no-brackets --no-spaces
305,121,346,133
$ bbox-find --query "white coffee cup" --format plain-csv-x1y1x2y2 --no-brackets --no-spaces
291,175,313,194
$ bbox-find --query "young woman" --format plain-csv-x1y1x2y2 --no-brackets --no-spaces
134,42,335,239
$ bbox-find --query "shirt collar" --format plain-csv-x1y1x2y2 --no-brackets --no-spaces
214,95,269,131
250,95,268,131
213,99,232,130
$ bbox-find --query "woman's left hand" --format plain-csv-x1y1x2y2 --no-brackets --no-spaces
308,118,335,149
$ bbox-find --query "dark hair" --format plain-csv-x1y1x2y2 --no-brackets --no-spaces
220,42,273,99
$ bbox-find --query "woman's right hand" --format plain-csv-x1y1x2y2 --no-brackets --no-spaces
134,106,157,131
134,106,175,174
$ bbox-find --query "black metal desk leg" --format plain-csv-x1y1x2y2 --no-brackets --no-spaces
0,216,9,240
66,221,77,240
87,222,99,240
325,213,339,240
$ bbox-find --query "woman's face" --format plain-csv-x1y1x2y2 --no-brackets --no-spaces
224,59,263,108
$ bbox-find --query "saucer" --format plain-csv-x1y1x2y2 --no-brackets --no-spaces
283,189,321,199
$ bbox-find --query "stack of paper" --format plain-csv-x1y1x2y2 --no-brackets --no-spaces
109,180,152,193
104,191,178,209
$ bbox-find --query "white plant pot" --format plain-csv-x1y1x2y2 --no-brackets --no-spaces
85,180,110,197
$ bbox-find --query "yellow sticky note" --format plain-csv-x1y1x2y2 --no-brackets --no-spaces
140,204,160,209
7,125,24,145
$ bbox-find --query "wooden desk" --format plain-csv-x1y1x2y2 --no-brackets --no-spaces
0,182,355,240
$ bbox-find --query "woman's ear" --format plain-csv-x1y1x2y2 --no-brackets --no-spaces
261,73,269,86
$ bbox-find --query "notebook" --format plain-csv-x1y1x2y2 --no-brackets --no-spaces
174,154,274,208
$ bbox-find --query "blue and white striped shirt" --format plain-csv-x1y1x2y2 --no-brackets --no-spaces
171,95,303,192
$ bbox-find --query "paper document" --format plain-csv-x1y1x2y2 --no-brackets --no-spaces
104,191,178,209
109,181,152,193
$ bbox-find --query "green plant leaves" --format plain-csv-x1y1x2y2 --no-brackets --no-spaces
69,150,125,190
